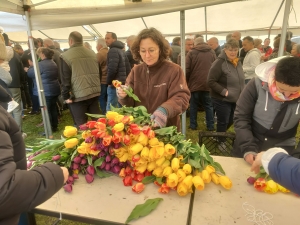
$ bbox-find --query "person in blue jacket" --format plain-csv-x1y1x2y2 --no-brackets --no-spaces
251,147,300,195
27,47,61,132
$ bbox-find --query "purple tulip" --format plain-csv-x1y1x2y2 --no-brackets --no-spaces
63,184,73,193
79,154,85,158
87,165,95,175
27,161,32,169
98,151,106,158
112,165,121,174
100,161,106,169
111,157,119,165
72,173,79,179
105,155,111,163
85,174,94,183
79,124,88,130
247,176,257,185
92,156,98,161
114,143,121,149
96,142,105,150
52,155,61,161
28,155,34,161
67,176,74,184
103,146,109,153
85,137,93,143
119,162,125,167
73,156,82,164
80,158,87,165
105,163,111,171
72,163,79,170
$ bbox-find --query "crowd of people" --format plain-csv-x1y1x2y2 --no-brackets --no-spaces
1,24,300,223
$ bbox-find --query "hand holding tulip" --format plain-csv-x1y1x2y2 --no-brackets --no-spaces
151,107,168,128
116,85,129,99
61,167,69,183
251,152,264,174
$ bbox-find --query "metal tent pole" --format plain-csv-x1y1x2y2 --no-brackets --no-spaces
24,5,53,138
204,7,208,41
180,10,186,136
278,0,291,57
268,0,285,39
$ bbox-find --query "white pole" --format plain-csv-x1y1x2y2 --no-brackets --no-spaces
24,6,53,138
278,0,291,57
180,10,186,136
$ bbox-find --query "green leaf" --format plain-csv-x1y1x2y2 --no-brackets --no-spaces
87,155,93,165
125,198,163,224
32,151,53,161
94,157,104,167
124,88,141,102
259,166,266,174
96,169,112,178
86,113,106,118
212,161,225,175
189,159,201,169
142,175,156,184
156,177,164,185
70,148,78,161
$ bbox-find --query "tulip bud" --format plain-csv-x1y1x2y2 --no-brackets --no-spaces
80,158,87,165
183,175,193,189
135,164,148,174
156,157,166,167
100,161,106,169
63,184,73,193
211,173,220,185
114,143,121,149
52,155,61,161
73,156,82,164
119,168,126,177
192,176,205,190
27,161,32,169
63,126,78,137
111,157,120,165
183,164,192,175
79,154,85,158
112,165,121,174
67,176,74,184
72,173,79,179
64,138,79,149
119,153,129,162
162,166,173,177
177,169,186,183
129,143,143,155
149,138,160,147
147,130,155,139
205,165,216,174
278,184,290,193
153,167,163,177
123,176,133,186
167,173,179,188
137,132,149,146
87,165,95,175
105,163,111,171
171,158,180,172
264,180,278,194
132,154,141,163
158,183,170,194
133,173,144,182
201,170,211,183
106,155,112,163
85,174,94,183
219,176,233,190
132,183,145,193
147,161,156,172
79,124,88,130
98,151,106,158
177,182,188,196
164,144,175,156
113,123,125,132
72,163,79,170
247,176,256,185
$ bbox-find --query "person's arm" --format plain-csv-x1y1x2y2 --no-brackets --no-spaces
0,66,12,85
207,60,227,96
0,84,12,102
106,49,120,85
60,58,72,100
118,70,135,107
233,78,259,163
243,52,261,74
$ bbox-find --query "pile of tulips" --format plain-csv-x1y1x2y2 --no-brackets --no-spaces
247,176,290,194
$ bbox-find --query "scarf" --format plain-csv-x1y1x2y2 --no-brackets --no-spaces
268,68,300,101
230,58,239,67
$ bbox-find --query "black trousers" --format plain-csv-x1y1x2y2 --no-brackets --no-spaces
68,96,101,127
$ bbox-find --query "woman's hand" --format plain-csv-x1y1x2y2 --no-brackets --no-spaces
116,85,128,99
61,167,69,183
250,152,264,174
24,67,29,72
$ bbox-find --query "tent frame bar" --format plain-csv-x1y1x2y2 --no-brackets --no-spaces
268,0,285,38
141,17,148,29
278,0,291,57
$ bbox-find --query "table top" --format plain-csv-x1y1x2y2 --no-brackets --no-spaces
191,156,300,225
35,175,191,225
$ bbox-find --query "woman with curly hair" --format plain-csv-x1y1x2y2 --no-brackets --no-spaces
117,28,190,130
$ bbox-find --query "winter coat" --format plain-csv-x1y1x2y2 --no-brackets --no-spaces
119,60,191,130
214,45,222,57
8,51,24,88
125,48,139,68
106,41,131,85
186,43,216,92
171,44,181,64
48,45,62,83
242,48,262,80
0,106,64,224
207,50,244,103
96,47,108,84
27,59,61,97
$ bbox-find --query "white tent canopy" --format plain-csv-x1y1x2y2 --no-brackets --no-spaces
1,0,299,43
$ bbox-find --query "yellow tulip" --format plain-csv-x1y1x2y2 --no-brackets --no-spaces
129,143,143,155
158,141,164,147
63,126,77,137
140,147,150,160
161,160,170,169
167,173,179,188
202,170,211,183
192,176,205,190
148,147,156,162
182,175,193,189
156,157,166,167
113,123,125,132
77,145,87,154
119,153,129,162
177,182,188,196
135,164,148,174
156,147,165,159
114,114,124,123
205,165,216,174
153,167,163,177
219,176,232,190
64,138,79,149
278,184,290,193
177,169,186,182
135,158,147,167
171,158,180,172
183,164,192,175
81,130,91,139
106,111,119,121
149,138,160,147
130,134,139,143
162,166,173,177
211,173,220,185
129,116,134,121
165,154,173,160
264,180,278,194
87,149,100,156
147,161,157,172
137,132,149,146
164,143,176,156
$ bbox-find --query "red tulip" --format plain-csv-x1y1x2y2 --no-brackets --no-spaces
144,170,152,177
158,183,170,194
87,165,95,175
79,124,88,130
80,158,87,165
87,121,97,129
85,174,94,183
123,176,133,186
254,178,267,191
128,124,140,135
132,154,140,163
132,183,145,193
97,130,106,139
147,130,155,139
123,135,131,146
133,173,144,182
107,119,116,127
103,135,112,146
247,176,256,185
63,184,73,193
52,155,61,161
97,118,107,124
91,129,99,136
67,176,74,184
95,122,106,131
73,156,82,164
125,166,133,176
121,116,131,124
112,132,122,144
119,168,126,177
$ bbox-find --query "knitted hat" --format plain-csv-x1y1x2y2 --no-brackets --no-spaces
0,39,7,60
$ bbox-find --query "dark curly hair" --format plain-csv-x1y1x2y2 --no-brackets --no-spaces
36,47,54,59
275,57,300,86
131,27,170,62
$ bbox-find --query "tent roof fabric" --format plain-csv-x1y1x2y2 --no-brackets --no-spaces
0,0,299,42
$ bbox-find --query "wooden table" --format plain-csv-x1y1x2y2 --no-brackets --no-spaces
33,175,191,225
191,156,300,225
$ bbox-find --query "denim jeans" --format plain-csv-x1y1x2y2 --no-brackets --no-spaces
106,85,119,112
190,91,214,130
45,96,59,130
99,84,108,115
212,98,236,132
32,95,40,112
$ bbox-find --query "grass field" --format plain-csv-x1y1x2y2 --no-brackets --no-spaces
23,109,227,225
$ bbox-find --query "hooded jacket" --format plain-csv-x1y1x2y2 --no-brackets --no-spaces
186,43,216,92
207,50,244,103
232,57,300,158
106,41,131,85
242,48,262,80
0,106,64,224
119,60,190,130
